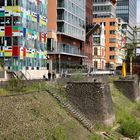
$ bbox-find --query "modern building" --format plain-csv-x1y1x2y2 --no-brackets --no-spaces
93,23,106,70
47,0,86,73
93,0,117,19
0,0,48,79
93,0,126,69
116,0,137,44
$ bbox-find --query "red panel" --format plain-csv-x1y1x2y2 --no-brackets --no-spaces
5,26,12,36
23,47,26,57
44,34,46,42
12,46,20,57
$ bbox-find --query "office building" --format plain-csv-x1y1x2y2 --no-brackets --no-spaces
0,0,48,79
116,0,137,44
93,0,117,18
93,0,126,69
47,0,86,72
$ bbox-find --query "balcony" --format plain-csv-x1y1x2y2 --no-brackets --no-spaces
47,43,87,58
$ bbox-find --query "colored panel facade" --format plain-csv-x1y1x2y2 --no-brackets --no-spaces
0,0,48,71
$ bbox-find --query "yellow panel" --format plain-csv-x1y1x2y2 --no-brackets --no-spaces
5,6,12,11
4,52,12,57
0,32,4,36
27,53,33,58
12,6,21,12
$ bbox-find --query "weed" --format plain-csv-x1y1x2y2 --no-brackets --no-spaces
0,88,9,96
118,114,140,139
89,134,102,140
70,72,86,81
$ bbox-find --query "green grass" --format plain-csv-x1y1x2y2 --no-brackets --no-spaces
111,83,140,139
0,88,9,96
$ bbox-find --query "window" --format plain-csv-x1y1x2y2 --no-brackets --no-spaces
94,61,98,68
94,48,98,56
110,30,116,34
13,17,20,26
110,47,115,51
5,17,12,26
0,17,4,26
110,22,116,26
7,0,12,6
13,0,18,6
93,37,100,44
109,38,116,43
13,37,18,45
0,0,5,6
5,37,12,46
110,55,116,60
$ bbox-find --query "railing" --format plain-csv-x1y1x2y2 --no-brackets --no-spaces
48,44,85,56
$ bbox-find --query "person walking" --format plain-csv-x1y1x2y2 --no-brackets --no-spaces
48,71,51,80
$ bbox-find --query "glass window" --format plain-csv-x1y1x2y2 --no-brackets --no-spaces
0,17,4,26
109,38,116,43
13,17,20,26
94,48,98,55
0,0,5,6
13,37,18,45
5,37,12,46
110,47,115,51
110,30,116,34
110,55,116,60
13,0,19,6
94,61,98,68
7,0,12,6
5,17,12,26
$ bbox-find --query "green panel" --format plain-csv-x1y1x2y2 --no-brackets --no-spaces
0,12,4,17
13,26,23,31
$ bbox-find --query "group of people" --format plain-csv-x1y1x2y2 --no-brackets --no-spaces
43,71,56,81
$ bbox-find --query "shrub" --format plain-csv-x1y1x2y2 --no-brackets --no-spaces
118,114,140,139
7,78,25,92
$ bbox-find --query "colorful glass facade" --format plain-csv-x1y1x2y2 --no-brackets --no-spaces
0,0,48,71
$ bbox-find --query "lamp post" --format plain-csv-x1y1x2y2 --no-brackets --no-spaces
58,53,61,76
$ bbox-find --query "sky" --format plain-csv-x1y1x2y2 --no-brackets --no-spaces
137,0,140,24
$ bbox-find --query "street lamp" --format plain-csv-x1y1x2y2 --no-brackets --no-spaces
58,53,61,76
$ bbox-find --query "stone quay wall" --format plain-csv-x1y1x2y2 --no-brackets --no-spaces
66,82,115,126
114,77,140,101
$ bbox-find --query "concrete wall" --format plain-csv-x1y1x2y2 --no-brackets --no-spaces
22,70,48,80
66,82,115,126
114,77,140,101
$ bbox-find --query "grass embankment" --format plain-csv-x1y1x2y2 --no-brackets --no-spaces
1,77,140,139
0,80,101,140
111,83,140,139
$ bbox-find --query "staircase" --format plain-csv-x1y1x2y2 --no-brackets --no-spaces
45,88,94,131
7,71,28,80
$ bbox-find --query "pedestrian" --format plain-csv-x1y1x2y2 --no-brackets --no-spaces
52,72,56,80
48,71,51,80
